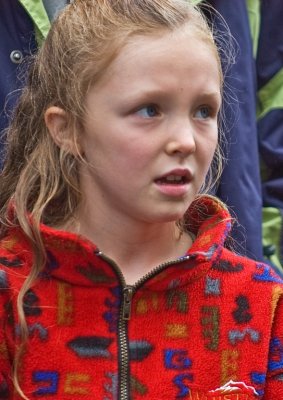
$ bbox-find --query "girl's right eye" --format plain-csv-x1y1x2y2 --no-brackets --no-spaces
136,105,159,118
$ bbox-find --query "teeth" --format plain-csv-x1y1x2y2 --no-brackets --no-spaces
165,175,183,182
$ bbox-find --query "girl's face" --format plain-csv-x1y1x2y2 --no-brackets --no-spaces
79,27,221,225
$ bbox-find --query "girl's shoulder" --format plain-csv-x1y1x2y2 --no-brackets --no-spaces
0,231,32,287
216,247,283,298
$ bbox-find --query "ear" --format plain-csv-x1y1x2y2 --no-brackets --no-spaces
44,106,82,156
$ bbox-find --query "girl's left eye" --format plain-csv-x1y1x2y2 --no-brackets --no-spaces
136,105,159,118
195,106,211,119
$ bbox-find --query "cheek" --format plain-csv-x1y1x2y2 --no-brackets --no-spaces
123,140,157,163
199,135,218,164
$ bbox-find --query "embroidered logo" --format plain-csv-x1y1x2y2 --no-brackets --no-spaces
209,380,258,396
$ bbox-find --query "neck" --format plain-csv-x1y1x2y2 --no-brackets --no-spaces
68,206,193,285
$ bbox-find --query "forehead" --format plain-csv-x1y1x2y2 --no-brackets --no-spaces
91,26,221,97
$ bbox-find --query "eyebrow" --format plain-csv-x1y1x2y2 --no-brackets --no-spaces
115,87,222,109
127,87,221,99
197,92,222,104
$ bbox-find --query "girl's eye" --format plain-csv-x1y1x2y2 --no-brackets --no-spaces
136,105,159,118
195,106,211,119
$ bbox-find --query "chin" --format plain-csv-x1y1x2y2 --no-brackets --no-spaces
147,208,188,224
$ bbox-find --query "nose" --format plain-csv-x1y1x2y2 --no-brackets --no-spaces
165,119,196,157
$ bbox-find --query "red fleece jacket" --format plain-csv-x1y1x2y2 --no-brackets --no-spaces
0,196,283,399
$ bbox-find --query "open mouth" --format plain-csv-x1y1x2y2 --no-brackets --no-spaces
155,174,188,185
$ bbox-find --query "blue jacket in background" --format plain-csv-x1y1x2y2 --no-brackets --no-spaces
200,0,263,261
0,0,35,133
256,0,283,271
0,0,49,158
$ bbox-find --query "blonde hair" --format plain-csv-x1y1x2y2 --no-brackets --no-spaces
0,1,227,397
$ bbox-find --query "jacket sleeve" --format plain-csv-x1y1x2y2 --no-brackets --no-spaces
0,271,13,399
263,296,283,398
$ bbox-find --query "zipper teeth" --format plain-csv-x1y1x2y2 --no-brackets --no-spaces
133,255,190,290
97,252,190,400
97,251,190,290
119,317,129,400
96,251,126,286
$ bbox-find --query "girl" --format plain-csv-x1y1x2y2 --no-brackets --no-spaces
0,0,282,399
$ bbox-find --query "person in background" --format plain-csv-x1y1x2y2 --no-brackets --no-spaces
200,0,283,273
0,1,283,399
0,0,68,157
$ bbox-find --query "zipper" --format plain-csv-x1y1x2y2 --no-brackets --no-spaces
97,252,190,400
123,286,134,320
119,307,130,400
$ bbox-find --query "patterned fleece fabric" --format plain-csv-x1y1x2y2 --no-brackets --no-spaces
0,195,283,399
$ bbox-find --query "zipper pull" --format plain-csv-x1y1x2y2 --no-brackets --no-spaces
122,286,134,320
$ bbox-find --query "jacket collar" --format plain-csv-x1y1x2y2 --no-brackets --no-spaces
5,195,232,288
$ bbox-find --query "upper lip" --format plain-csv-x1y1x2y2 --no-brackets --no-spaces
156,168,193,182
